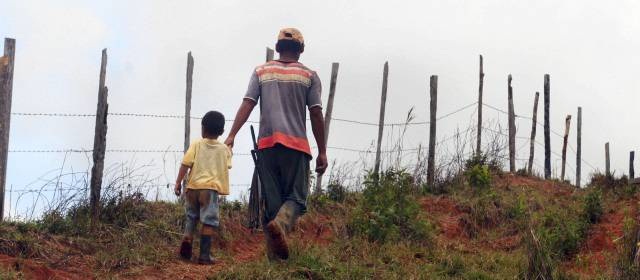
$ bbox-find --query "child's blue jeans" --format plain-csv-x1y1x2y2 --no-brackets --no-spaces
184,189,220,236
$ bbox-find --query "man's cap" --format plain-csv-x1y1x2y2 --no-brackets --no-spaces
278,28,304,45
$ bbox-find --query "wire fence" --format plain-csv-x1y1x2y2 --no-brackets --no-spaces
5,97,603,220
7,100,599,175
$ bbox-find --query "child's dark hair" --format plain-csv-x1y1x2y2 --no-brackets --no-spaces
201,111,225,136
276,39,304,53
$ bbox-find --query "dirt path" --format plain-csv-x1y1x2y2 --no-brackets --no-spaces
130,213,333,280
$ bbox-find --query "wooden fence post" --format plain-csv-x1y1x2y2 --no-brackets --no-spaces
544,74,551,179
315,62,339,193
266,47,274,62
373,62,389,176
576,107,582,187
527,92,540,175
631,151,635,180
561,115,571,182
427,75,438,190
605,142,610,176
476,55,484,156
184,52,194,153
90,49,109,226
508,75,516,173
0,38,16,221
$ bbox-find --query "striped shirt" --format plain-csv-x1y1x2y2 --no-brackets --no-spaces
244,60,322,156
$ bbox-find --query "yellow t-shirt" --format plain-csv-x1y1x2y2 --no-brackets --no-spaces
181,138,233,195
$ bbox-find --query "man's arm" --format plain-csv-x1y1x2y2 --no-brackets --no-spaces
310,106,328,175
224,99,257,148
174,164,190,196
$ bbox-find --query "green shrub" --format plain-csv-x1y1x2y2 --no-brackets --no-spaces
466,164,492,189
615,216,640,279
588,172,629,189
327,182,347,202
524,229,555,280
507,194,527,221
516,168,529,177
583,188,603,224
436,255,466,277
466,189,503,228
308,193,331,211
39,209,74,234
350,169,431,243
537,210,588,260
465,153,502,173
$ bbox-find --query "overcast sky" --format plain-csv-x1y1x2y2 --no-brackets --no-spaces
1,0,639,217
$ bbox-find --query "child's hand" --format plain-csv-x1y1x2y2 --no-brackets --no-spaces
174,182,182,196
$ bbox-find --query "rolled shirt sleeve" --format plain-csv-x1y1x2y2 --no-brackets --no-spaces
307,71,323,109
244,70,261,103
181,143,196,167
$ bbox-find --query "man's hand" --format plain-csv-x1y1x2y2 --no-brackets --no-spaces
315,153,328,175
225,99,256,150
174,181,182,196
224,135,235,149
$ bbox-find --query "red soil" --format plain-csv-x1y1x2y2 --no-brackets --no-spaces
565,200,637,277
497,174,574,197
0,213,334,279
421,196,466,239
0,254,81,280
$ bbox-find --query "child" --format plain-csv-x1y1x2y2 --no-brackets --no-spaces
174,111,232,265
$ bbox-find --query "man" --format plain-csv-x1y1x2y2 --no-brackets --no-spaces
224,27,328,260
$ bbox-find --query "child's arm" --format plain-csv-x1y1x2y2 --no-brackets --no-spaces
174,164,190,196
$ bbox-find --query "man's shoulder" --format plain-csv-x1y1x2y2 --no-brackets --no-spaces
255,61,315,73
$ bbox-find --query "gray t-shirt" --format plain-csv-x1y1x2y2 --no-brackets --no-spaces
244,60,322,156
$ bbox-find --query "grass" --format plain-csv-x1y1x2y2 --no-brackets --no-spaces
1,167,636,279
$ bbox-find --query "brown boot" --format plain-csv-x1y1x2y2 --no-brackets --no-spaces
265,220,289,260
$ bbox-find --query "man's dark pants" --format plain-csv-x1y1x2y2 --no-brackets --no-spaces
258,144,310,258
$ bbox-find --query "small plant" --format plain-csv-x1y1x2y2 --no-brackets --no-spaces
508,194,528,222
524,229,555,280
583,188,603,224
615,216,640,279
308,193,331,211
537,209,588,260
327,182,347,202
466,189,503,228
516,168,529,177
466,164,492,189
589,172,629,189
436,255,466,277
350,169,432,243
465,153,502,173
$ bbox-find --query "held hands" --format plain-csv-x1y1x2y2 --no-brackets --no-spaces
174,181,182,196
224,136,235,149
315,153,328,175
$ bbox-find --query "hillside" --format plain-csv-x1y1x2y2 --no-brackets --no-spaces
1,170,639,279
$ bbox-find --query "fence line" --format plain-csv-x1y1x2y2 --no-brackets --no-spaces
11,101,477,127
1,39,629,221
7,183,252,194
7,101,600,182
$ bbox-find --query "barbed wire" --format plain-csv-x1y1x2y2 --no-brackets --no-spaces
10,101,477,128
482,103,566,139
7,183,252,193
7,149,251,156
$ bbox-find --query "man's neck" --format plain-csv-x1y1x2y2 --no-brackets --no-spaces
278,52,299,62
